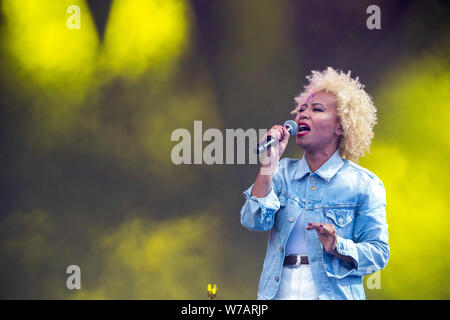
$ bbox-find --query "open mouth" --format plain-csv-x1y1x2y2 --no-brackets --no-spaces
296,122,311,136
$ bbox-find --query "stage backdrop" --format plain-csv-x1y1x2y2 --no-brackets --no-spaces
0,0,449,299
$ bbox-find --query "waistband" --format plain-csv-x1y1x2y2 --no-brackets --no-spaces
283,255,309,266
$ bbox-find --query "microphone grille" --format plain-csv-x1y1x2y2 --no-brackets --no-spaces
284,120,298,135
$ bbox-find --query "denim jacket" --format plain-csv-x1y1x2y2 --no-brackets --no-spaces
240,150,389,300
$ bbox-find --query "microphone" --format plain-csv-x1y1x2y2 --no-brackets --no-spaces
255,120,298,154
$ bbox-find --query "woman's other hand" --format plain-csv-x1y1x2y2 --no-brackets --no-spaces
306,222,337,254
306,222,355,265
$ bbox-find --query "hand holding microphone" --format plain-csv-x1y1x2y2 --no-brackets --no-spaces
256,120,298,155
256,120,298,172
251,120,298,195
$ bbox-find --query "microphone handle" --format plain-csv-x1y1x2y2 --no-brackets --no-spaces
255,135,278,155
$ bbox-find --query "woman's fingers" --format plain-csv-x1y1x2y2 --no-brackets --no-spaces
306,222,321,231
261,125,285,145
265,127,280,141
307,223,337,254
306,223,335,235
263,125,289,142
273,125,284,139
281,126,288,139
283,126,289,135
260,125,289,163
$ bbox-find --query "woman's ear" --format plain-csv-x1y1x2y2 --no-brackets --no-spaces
335,123,344,136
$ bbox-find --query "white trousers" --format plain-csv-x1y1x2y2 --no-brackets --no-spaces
273,265,319,300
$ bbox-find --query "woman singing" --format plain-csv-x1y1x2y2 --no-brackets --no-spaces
240,67,389,300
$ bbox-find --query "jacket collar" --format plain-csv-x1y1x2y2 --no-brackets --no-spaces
293,149,344,182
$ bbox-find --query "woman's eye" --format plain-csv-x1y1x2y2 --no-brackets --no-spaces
313,108,323,112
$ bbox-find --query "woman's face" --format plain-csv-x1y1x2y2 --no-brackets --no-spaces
293,90,343,153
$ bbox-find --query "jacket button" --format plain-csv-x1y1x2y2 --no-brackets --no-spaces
289,217,294,223
279,246,283,251
338,217,344,224
274,276,279,282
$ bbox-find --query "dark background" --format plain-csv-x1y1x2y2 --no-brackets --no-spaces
0,0,449,299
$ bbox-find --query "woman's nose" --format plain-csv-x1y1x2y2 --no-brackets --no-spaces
296,112,311,121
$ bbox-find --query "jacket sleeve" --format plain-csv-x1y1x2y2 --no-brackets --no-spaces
240,180,281,232
323,175,390,278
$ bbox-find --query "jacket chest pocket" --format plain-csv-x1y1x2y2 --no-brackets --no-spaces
323,207,354,236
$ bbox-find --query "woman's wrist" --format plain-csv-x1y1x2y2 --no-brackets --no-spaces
259,157,279,176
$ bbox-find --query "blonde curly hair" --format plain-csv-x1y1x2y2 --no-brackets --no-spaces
291,67,377,163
